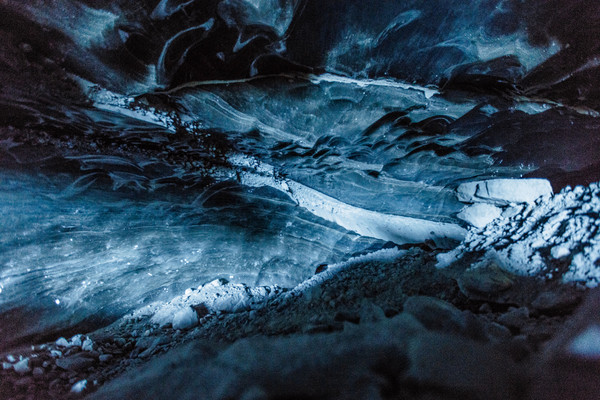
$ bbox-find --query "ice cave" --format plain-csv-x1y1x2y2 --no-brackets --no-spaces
0,1,599,399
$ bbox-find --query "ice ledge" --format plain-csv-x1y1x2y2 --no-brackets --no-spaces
457,178,553,205
456,178,553,228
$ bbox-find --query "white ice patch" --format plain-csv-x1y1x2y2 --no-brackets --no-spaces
457,203,502,228
135,279,282,328
71,380,88,393
456,179,553,205
172,307,199,330
439,182,600,287
568,325,600,359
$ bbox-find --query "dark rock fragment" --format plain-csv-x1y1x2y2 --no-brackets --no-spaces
55,354,96,372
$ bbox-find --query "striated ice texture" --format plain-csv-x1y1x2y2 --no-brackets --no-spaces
0,0,599,348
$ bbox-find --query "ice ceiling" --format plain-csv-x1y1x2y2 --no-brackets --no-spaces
0,0,599,349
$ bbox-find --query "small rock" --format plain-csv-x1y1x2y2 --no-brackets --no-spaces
479,303,493,313
406,332,521,400
7,354,16,363
134,337,155,350
70,334,84,347
33,367,44,377
55,354,96,372
99,354,112,363
458,263,514,298
403,296,485,340
55,337,69,347
532,291,580,314
13,358,30,374
136,337,167,359
82,338,94,352
71,379,87,393
3,362,13,370
51,350,62,358
498,307,530,330
359,300,386,323
485,322,512,342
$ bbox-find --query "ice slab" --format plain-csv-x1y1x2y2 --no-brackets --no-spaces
457,179,553,205
457,203,502,228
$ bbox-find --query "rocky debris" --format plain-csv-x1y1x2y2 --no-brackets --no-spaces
90,311,525,400
403,296,485,340
406,332,523,400
531,289,582,314
55,353,97,372
498,307,530,331
457,262,514,298
440,182,600,287
133,279,284,330
0,247,596,399
529,288,600,400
